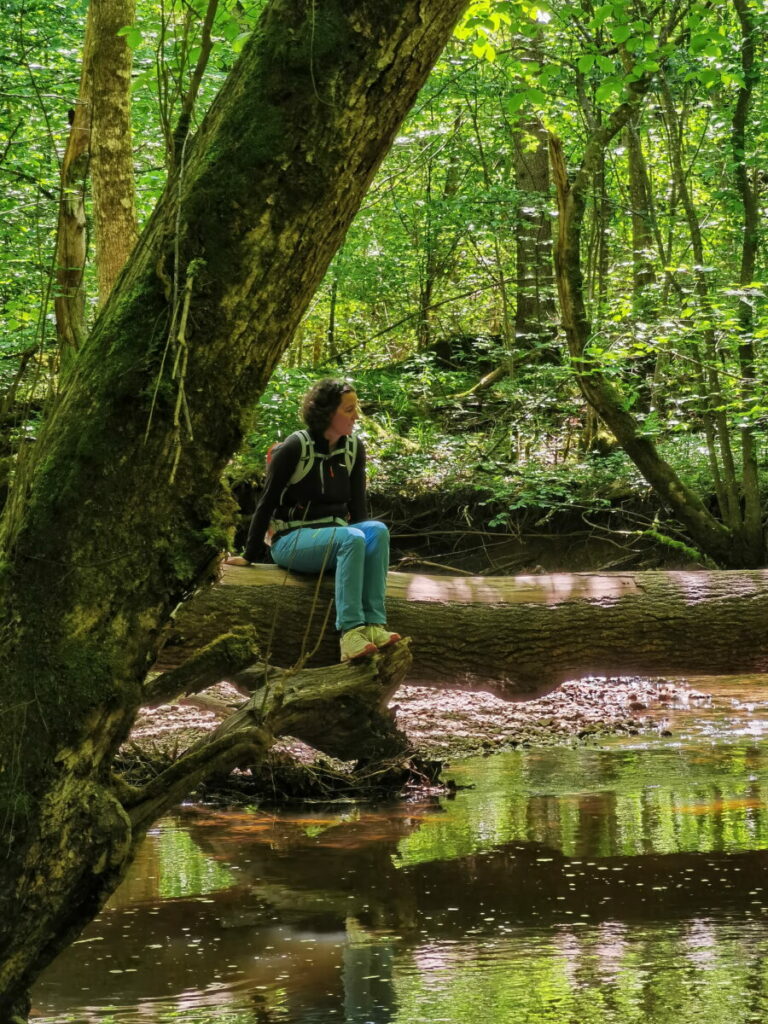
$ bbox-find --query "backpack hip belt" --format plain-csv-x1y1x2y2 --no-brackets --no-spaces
269,514,350,540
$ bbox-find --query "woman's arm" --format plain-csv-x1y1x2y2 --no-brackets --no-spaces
233,435,302,563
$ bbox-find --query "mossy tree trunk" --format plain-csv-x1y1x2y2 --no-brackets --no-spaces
0,0,467,1016
54,0,139,367
54,0,95,364
90,0,139,305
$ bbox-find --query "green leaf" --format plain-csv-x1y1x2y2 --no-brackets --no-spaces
689,32,713,52
592,4,614,26
221,17,241,42
698,69,719,89
595,77,622,103
538,64,559,86
578,54,596,72
489,10,512,30
524,86,547,106
612,24,632,43
117,24,142,48
232,31,252,53
504,93,527,114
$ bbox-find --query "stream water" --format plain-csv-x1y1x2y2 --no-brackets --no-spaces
32,677,768,1024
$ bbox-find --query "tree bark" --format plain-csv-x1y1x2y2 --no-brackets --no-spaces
54,3,94,366
513,118,556,358
0,0,467,1015
625,115,655,297
90,0,139,304
158,564,768,698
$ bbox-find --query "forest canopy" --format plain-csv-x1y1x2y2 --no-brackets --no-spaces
2,0,768,567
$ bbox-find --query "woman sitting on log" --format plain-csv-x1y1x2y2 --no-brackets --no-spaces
225,378,401,663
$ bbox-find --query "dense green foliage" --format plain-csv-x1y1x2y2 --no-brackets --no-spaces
2,0,768,562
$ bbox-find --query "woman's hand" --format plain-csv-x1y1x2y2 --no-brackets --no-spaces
224,555,251,566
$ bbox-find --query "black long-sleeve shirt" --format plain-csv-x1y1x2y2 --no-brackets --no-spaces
243,431,367,562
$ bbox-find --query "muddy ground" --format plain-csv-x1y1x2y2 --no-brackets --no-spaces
123,673,708,803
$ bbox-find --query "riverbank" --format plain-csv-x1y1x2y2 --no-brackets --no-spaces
121,673,707,803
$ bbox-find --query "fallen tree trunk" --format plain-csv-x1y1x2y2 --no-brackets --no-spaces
157,564,768,698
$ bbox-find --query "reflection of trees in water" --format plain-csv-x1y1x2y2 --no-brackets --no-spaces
392,917,768,1024
35,806,426,1022
183,805,768,961
36,775,768,1023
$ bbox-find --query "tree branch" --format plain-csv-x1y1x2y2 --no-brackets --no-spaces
125,727,271,831
201,642,413,761
144,626,261,706
171,0,220,167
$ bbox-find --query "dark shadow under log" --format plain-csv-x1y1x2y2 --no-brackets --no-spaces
156,564,768,699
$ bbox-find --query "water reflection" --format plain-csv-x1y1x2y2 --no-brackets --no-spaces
32,709,768,1024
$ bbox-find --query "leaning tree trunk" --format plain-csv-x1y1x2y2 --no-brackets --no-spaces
0,0,468,1016
159,564,768,699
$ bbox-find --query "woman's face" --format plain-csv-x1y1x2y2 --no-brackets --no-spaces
329,390,359,436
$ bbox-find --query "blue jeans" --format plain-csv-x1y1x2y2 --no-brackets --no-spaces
270,520,390,632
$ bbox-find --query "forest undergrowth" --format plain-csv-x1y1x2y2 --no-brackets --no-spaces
226,355,746,575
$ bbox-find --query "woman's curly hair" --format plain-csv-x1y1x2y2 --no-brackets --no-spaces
301,378,355,433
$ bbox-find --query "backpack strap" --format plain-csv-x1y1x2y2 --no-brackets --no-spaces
287,429,314,485
278,430,357,504
276,429,314,505
342,434,358,474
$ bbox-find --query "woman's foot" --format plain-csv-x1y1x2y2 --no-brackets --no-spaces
340,625,378,662
364,624,401,649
